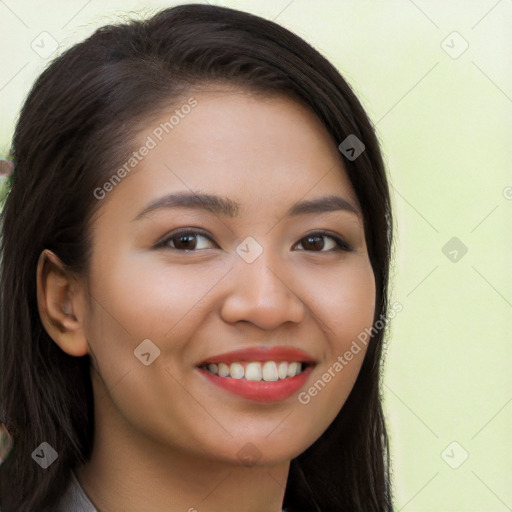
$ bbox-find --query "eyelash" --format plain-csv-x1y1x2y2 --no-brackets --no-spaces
155,229,353,253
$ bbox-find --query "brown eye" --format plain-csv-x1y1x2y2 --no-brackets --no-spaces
158,230,216,251
295,232,351,252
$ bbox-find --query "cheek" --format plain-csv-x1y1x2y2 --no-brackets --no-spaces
83,252,225,369
81,254,220,442
108,256,229,342
305,257,376,347
294,258,375,428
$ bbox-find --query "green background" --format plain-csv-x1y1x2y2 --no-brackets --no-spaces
1,1,511,510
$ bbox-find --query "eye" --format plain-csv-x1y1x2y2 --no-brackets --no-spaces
156,229,352,253
294,231,352,252
156,229,217,252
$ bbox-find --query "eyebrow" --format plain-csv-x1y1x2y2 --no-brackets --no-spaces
132,191,359,222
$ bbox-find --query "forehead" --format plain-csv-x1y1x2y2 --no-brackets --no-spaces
101,89,359,220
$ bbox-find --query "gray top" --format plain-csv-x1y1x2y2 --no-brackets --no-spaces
56,471,287,511
55,471,97,512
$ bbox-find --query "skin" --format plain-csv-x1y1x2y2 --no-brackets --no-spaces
37,88,376,512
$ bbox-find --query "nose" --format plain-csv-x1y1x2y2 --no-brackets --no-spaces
220,252,305,330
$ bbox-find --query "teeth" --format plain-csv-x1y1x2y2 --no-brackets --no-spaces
277,362,288,380
245,362,262,381
230,362,244,379
218,363,230,377
203,361,304,381
262,361,278,382
287,362,300,378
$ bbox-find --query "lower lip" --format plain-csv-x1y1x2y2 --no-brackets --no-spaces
198,365,314,403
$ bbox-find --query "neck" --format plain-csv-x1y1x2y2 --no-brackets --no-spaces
76,374,288,512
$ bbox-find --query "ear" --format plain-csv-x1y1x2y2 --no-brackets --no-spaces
36,249,89,357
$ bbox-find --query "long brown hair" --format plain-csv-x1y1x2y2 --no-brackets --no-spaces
0,4,393,510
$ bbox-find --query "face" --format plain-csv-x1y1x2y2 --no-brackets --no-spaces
81,89,376,467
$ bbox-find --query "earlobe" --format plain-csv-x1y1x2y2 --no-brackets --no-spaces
36,249,89,357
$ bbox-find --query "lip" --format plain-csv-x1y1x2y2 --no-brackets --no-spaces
198,345,316,365
198,365,314,402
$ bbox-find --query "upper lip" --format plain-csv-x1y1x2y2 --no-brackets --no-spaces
198,346,317,366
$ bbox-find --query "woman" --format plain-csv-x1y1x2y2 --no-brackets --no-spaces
0,4,393,511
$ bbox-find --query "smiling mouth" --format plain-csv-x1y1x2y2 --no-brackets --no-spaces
199,361,309,381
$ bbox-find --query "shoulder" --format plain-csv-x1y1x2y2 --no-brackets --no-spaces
54,470,98,512
53,473,286,512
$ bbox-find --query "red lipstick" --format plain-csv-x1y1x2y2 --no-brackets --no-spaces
199,346,316,365
197,346,316,403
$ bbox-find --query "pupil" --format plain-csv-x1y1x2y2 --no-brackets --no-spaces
305,236,323,251
176,234,195,249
